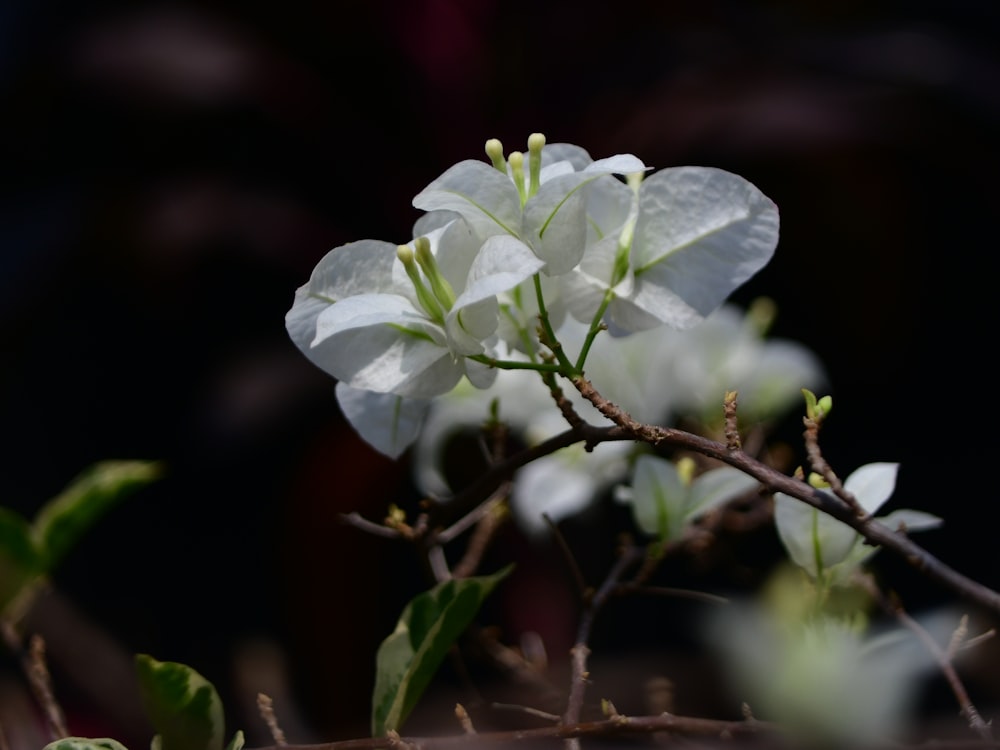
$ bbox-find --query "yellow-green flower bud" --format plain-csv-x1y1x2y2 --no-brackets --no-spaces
677,456,697,486
807,472,830,489
527,132,545,196
485,138,506,172
414,235,456,311
508,150,526,206
397,244,445,323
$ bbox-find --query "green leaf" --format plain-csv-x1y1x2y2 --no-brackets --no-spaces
42,740,129,750
371,566,512,736
135,654,225,750
0,506,43,614
223,731,245,750
32,460,163,570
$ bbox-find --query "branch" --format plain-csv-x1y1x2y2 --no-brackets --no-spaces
247,711,779,749
562,544,644,729
569,375,1000,618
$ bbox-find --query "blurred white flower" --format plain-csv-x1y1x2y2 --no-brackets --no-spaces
774,462,942,585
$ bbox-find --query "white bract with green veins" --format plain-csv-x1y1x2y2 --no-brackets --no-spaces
286,217,544,398
773,462,942,585
615,454,761,543
561,165,780,333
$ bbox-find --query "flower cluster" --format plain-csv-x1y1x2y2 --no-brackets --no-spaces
286,134,781,452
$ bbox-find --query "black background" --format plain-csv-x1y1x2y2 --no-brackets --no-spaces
2,0,999,745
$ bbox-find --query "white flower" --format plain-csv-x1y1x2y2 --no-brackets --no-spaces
708,595,952,747
615,454,760,543
286,218,544,398
663,300,827,426
412,135,646,276
774,462,942,584
562,167,780,333
334,383,431,460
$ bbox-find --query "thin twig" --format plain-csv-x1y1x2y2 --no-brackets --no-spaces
859,576,993,742
340,512,406,539
723,390,741,452
562,545,644,728
452,496,508,579
543,513,588,600
25,633,69,740
258,693,288,747
543,372,587,432
615,583,729,606
248,711,779,748
454,704,476,735
802,415,865,515
490,703,561,722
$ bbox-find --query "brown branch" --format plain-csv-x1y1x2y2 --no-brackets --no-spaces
803,415,865,515
542,514,588,600
723,390,741,452
567,374,1000,618
561,544,644,729
859,576,993,742
0,623,68,741
258,693,288,747
451,495,508,579
247,711,780,749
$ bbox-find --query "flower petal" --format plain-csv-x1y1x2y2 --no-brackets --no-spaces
843,462,899,515
335,382,431,459
686,467,760,522
631,167,779,321
620,454,686,540
412,160,522,240
525,157,646,275
773,492,860,576
310,294,463,397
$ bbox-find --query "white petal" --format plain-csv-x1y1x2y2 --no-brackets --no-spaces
308,294,463,397
686,467,760,521
541,143,593,171
446,297,498,355
526,164,642,275
584,175,635,242
875,509,942,534
412,160,522,240
312,293,429,346
459,235,547,303
584,153,646,175
286,284,331,354
304,239,406,299
335,382,430,459
608,281,703,332
632,167,779,318
621,454,686,539
512,457,598,535
463,357,498,389
844,462,900,515
773,492,860,575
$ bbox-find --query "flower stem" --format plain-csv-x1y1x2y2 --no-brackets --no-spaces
574,290,614,371
533,274,578,376
468,355,563,373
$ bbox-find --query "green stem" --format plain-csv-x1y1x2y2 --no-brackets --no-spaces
468,354,564,373
499,304,539,363
574,290,615,371
533,274,577,375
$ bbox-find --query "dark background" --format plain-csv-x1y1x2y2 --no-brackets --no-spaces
2,0,999,746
